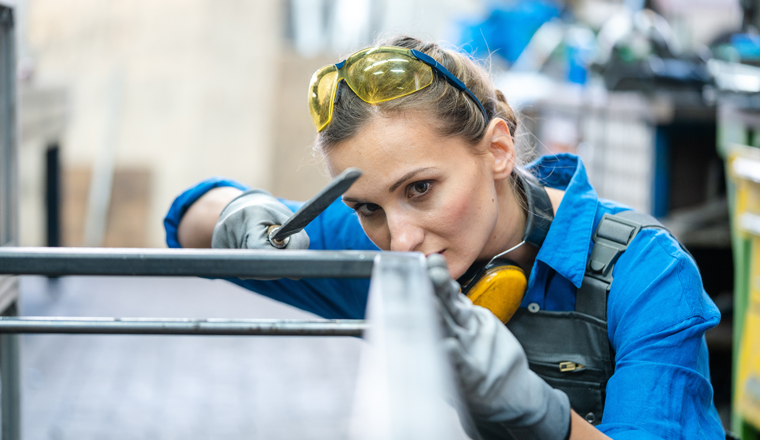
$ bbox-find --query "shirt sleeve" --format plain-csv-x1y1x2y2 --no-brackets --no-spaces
164,177,250,249
232,198,379,319
163,177,378,319
599,228,724,439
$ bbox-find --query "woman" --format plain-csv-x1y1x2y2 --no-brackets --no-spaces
165,36,725,439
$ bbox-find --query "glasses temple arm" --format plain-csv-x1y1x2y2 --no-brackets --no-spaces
410,49,490,125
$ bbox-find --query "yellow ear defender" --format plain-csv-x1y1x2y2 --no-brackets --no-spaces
458,172,555,324
460,259,527,323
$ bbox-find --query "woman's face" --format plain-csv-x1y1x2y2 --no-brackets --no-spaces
326,113,519,279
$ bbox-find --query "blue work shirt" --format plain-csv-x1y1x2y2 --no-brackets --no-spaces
164,153,725,439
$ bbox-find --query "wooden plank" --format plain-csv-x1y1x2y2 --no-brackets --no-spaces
63,167,150,247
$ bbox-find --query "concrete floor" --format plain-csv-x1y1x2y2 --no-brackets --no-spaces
19,276,363,440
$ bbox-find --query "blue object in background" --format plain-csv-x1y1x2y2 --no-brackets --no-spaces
731,33,760,61
565,27,596,85
459,0,560,64
566,44,587,84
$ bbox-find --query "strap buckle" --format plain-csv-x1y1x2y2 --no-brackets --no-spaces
586,214,642,283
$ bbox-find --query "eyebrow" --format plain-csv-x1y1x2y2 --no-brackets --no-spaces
342,196,362,204
342,167,438,204
388,167,437,193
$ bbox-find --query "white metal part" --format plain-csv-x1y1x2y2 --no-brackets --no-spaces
733,157,760,184
350,253,471,440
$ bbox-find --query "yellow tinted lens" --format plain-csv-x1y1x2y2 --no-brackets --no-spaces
308,65,339,131
344,48,433,104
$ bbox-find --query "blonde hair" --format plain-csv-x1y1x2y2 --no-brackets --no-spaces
314,36,542,225
314,36,523,155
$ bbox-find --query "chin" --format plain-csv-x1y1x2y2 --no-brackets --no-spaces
443,257,467,280
449,267,467,280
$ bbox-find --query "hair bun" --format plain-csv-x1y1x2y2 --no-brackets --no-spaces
495,89,508,104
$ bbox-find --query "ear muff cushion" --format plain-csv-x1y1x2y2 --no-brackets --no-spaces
466,264,527,324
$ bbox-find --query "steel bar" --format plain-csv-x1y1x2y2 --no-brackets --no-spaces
0,317,366,336
0,304,20,440
1,4,21,439
0,247,382,278
1,3,18,249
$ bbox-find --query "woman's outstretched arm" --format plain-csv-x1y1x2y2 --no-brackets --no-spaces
177,186,242,248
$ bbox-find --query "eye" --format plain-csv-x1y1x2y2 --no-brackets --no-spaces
407,181,431,198
354,203,381,218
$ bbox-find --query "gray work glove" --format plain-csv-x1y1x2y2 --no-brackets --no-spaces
427,255,571,440
211,189,310,250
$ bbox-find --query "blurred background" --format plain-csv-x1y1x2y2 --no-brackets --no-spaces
10,0,743,249
14,0,487,249
5,0,760,438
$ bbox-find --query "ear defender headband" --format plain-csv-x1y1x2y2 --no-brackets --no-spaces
459,172,554,323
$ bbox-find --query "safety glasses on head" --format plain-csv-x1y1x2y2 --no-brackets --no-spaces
308,46,490,132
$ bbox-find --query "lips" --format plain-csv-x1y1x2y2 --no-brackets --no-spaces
425,250,446,257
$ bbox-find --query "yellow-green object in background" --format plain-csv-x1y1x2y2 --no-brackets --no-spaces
736,235,760,429
729,148,760,433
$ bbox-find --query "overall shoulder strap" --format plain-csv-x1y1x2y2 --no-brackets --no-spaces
614,210,667,230
575,211,666,320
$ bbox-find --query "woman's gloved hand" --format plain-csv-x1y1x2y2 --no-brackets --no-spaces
426,254,571,440
211,189,310,250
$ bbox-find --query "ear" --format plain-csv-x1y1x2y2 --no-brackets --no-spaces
487,118,515,181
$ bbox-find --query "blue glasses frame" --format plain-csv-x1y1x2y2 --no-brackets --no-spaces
409,49,490,125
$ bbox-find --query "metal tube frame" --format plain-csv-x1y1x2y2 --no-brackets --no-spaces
0,247,380,335
0,247,380,278
0,247,469,439
0,4,21,440
0,316,366,336
0,303,19,440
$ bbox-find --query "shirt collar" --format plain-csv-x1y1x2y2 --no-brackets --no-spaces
526,154,598,288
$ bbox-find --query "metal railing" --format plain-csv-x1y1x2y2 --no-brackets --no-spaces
0,248,380,337
0,317,367,336
1,5,20,439
0,247,469,440
0,247,380,278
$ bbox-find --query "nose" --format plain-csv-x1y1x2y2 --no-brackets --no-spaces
387,211,425,252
